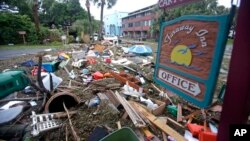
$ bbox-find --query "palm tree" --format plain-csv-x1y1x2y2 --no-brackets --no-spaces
26,0,40,33
85,0,93,36
91,0,117,39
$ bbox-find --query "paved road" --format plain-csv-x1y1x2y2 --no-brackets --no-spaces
0,48,48,60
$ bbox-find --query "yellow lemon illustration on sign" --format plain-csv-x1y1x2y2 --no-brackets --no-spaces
170,45,192,66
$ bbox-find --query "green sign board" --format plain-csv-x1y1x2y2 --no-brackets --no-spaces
154,15,230,108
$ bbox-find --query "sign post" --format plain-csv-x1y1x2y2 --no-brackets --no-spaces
18,31,26,44
154,15,230,108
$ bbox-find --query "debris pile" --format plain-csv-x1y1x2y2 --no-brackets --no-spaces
0,41,231,141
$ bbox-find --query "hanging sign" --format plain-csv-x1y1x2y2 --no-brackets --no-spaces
154,15,230,108
158,0,202,9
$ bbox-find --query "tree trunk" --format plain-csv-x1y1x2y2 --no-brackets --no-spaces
33,0,40,33
99,0,105,40
86,0,93,37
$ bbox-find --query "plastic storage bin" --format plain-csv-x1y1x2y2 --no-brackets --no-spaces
42,61,60,72
100,127,139,141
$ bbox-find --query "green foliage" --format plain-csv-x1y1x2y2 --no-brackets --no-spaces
92,0,117,9
40,0,88,27
151,0,230,34
0,13,32,44
0,13,50,44
1,0,105,44
71,19,100,36
68,35,75,43
48,29,63,42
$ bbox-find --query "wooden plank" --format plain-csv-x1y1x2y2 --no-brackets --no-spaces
114,91,146,127
167,117,185,129
131,102,187,141
162,132,168,141
177,104,183,122
116,121,121,129
141,127,154,140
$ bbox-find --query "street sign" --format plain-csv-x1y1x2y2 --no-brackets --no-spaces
154,15,230,108
18,31,26,35
158,0,201,9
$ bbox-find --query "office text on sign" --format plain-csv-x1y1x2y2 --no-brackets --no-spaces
158,69,201,96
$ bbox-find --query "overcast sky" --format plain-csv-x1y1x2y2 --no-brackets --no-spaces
80,0,235,20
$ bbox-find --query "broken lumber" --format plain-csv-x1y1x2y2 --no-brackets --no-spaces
162,132,168,141
167,117,185,129
131,101,187,141
177,104,183,122
63,102,80,141
116,121,121,129
114,91,146,128
141,127,154,140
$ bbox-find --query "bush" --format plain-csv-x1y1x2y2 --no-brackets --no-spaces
48,29,63,42
68,35,75,43
0,13,51,45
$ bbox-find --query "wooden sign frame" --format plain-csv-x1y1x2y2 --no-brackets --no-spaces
154,15,230,108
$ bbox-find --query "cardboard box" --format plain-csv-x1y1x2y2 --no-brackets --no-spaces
151,99,166,116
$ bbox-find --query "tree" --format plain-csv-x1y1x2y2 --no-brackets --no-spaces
91,0,117,38
85,0,93,36
151,0,230,36
26,0,40,33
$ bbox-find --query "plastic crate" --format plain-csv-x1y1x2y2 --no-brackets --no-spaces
100,127,139,141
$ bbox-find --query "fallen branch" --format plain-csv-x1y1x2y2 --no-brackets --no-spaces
63,102,80,141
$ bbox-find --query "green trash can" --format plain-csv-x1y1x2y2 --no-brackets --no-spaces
0,70,29,99
100,127,139,141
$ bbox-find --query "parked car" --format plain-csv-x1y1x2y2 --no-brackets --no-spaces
103,35,118,44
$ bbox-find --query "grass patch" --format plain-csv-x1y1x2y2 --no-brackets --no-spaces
227,39,234,45
0,43,65,50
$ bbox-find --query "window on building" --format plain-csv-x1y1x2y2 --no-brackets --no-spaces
134,22,139,27
140,21,144,26
128,23,133,27
148,20,151,26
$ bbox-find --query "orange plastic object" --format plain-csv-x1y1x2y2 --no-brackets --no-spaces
199,131,217,141
104,72,112,78
93,71,104,80
187,123,205,137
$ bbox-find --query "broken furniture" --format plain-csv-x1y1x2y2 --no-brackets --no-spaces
30,111,61,136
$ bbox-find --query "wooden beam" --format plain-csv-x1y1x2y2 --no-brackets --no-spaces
177,104,183,122
131,102,187,141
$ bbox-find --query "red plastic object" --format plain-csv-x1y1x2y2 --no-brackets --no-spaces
187,123,205,137
93,71,104,80
31,66,47,76
105,58,111,63
199,131,217,141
